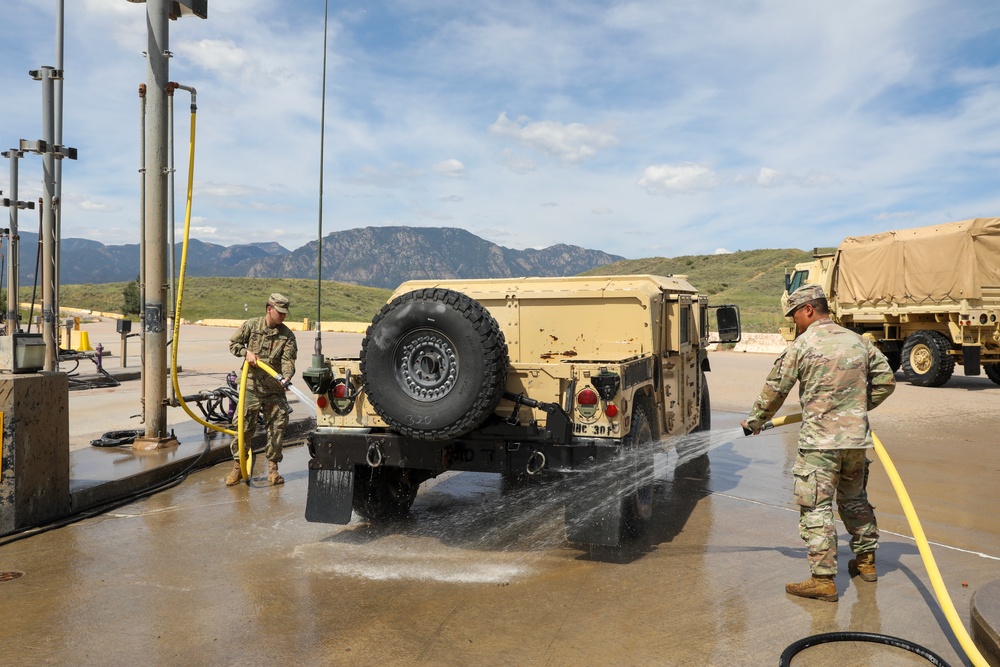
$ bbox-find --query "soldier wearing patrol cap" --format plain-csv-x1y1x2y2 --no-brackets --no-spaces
741,284,896,601
226,293,298,486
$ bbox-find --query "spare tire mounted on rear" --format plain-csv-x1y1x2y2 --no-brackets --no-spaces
361,288,508,440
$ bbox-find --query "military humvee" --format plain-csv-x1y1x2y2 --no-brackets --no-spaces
302,275,741,546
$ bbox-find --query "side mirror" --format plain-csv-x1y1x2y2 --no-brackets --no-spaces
713,305,742,343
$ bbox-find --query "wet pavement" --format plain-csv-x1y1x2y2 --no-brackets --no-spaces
1,331,999,666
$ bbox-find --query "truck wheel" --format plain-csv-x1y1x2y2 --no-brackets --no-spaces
901,331,955,387
621,399,656,539
696,372,711,432
352,466,420,521
884,350,902,373
984,364,1000,386
361,288,508,440
677,373,712,463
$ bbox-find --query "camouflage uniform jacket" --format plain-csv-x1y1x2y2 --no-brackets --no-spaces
746,318,895,449
229,316,298,395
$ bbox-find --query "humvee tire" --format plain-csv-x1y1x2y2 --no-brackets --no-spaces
620,399,656,539
901,330,955,387
985,364,1000,386
361,288,508,440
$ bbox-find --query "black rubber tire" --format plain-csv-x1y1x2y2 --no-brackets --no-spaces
884,349,902,373
900,330,955,387
352,466,420,521
696,372,711,432
677,373,712,462
361,288,508,440
984,364,1000,386
621,399,656,540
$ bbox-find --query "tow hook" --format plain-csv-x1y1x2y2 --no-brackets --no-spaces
526,450,546,476
365,443,384,468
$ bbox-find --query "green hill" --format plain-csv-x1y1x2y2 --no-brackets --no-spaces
583,248,814,332
53,249,812,333
55,278,393,324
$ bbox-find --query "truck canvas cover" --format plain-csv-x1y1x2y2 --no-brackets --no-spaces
834,217,1000,305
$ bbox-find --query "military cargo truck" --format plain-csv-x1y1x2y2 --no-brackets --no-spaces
782,218,1000,386
301,275,741,546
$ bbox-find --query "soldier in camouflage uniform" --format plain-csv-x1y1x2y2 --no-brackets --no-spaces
742,284,895,602
225,293,298,486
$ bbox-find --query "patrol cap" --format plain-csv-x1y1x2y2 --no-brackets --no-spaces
784,284,826,316
267,293,290,314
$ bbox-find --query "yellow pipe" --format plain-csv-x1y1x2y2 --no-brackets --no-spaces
163,94,290,484
169,105,236,437
768,412,988,666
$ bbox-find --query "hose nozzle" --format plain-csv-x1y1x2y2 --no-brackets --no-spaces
743,413,802,436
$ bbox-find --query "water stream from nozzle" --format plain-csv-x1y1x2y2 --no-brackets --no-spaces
287,383,318,418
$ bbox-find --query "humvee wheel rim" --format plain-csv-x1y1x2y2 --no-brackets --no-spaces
909,343,933,375
395,329,458,402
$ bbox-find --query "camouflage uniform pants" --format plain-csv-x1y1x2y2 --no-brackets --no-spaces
230,390,290,464
792,448,878,576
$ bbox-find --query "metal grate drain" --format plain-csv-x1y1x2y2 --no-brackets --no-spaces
0,571,24,582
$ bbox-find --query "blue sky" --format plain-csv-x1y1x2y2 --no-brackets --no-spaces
2,0,999,259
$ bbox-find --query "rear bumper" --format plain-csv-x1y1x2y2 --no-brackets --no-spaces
307,426,621,476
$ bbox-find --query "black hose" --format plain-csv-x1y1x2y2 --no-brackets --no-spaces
780,631,951,666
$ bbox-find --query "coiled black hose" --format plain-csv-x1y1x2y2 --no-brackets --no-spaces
780,631,951,666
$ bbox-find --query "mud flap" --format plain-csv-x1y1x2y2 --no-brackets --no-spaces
305,467,355,525
565,491,624,547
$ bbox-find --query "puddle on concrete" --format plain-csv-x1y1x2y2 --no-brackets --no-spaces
291,427,744,583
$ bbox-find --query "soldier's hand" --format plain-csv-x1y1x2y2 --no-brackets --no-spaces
246,351,259,367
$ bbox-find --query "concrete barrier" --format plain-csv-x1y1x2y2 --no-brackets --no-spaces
197,318,368,333
733,333,788,355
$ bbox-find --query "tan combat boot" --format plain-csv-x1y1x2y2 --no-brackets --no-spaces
849,552,877,582
268,461,284,486
224,461,243,487
785,574,838,602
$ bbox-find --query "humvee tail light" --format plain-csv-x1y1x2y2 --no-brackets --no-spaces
333,383,348,398
316,395,329,409
605,404,619,418
577,388,599,405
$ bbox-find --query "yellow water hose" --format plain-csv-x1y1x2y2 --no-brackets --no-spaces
163,90,286,483
769,412,988,666
235,358,283,482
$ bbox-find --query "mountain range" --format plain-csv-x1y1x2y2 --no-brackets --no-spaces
7,227,624,289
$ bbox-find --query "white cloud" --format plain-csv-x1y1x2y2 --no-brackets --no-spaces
714,248,732,255
488,112,619,164
4,1,1000,256
77,200,117,212
592,207,613,215
496,150,536,174
638,164,720,195
432,159,466,179
175,39,249,76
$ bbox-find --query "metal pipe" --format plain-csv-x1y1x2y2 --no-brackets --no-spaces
35,66,59,371
54,0,64,346
166,83,176,402
138,84,147,416
142,0,170,439
6,151,22,331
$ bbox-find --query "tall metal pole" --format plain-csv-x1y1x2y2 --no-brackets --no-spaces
6,152,22,330
35,66,60,371
142,0,170,441
53,0,65,346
